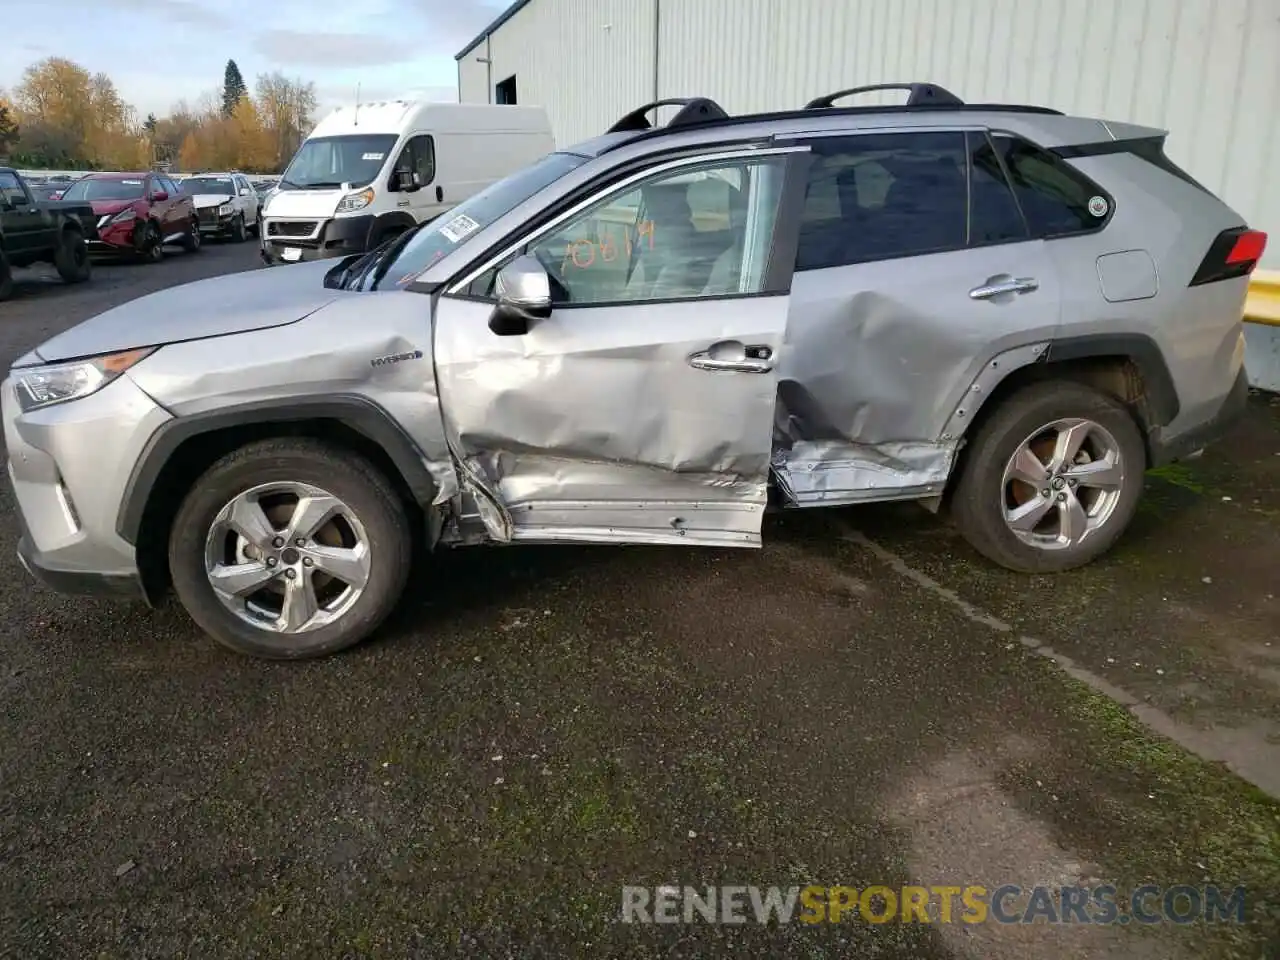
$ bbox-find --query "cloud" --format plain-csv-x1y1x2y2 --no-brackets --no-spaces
407,0,506,53
254,30,417,68
94,0,230,29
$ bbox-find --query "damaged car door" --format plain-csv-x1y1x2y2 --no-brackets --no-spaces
772,129,1061,505
432,147,807,547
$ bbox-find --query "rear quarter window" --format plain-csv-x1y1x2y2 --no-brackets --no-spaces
990,134,1110,237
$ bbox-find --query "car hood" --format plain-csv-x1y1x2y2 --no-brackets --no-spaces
34,259,340,363
90,199,139,217
192,193,234,209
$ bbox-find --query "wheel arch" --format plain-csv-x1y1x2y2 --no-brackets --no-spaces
118,395,439,599
369,210,416,244
941,334,1178,504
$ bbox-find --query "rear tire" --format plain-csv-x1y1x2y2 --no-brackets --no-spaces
54,227,91,283
168,438,414,660
950,380,1146,573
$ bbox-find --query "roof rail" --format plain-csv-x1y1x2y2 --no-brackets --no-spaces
804,83,964,110
607,97,731,134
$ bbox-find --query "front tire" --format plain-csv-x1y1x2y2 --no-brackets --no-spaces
138,221,164,263
230,214,247,243
168,439,414,659
54,227,91,282
182,218,202,253
0,251,12,301
950,381,1146,573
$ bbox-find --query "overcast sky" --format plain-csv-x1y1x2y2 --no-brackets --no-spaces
2,0,506,118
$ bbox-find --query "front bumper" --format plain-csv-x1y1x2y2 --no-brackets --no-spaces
197,208,237,235
260,214,375,264
3,373,171,603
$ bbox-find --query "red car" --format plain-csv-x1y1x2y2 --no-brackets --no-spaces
58,172,201,261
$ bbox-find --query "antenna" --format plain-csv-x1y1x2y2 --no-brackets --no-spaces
353,83,360,126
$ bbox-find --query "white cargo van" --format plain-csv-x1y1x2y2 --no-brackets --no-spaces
260,101,553,265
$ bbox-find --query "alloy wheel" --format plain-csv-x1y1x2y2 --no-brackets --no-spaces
1000,417,1126,551
203,481,372,634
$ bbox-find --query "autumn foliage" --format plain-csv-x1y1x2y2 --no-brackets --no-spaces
2,56,317,173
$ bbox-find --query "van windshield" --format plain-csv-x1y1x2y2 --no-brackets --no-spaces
377,151,588,288
279,134,398,189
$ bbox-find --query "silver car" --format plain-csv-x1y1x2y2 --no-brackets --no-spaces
3,84,1265,659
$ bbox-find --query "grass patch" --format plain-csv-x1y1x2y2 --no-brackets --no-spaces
1000,669,1280,958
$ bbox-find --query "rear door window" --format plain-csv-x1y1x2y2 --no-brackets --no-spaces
796,131,970,270
967,132,1029,245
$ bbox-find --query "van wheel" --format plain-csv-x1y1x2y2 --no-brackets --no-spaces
950,381,1146,573
54,227,92,282
168,438,414,659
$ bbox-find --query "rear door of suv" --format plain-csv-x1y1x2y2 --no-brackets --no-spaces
771,127,1063,506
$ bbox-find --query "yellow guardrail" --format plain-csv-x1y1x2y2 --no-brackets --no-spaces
1246,270,1280,327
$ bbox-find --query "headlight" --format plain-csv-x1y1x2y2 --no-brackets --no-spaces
13,348,154,412
336,187,374,214
110,207,136,224
218,203,234,216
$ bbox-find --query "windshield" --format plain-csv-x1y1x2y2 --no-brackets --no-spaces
279,134,398,189
378,151,588,288
61,178,145,202
183,176,235,195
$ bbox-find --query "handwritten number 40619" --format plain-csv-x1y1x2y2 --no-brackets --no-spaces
562,220,655,270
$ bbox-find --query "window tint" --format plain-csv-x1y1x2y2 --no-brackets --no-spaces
513,156,786,306
0,171,26,207
968,132,1028,244
796,131,968,270
990,134,1106,236
395,135,435,187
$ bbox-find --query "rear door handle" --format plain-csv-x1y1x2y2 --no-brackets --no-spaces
688,342,774,373
969,276,1039,300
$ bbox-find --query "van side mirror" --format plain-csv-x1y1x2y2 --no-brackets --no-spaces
489,255,552,336
392,169,418,193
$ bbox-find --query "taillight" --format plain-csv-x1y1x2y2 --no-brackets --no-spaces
1190,227,1268,286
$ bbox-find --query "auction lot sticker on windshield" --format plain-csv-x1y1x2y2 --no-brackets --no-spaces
439,213,481,243
361,153,385,161
122,180,142,185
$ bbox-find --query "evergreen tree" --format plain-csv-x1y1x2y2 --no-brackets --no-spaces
222,60,247,117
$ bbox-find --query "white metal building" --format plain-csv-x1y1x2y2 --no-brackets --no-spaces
457,0,1280,387
457,0,1279,264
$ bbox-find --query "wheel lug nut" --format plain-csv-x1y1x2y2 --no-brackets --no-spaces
302,557,313,567
294,537,306,546
266,557,276,567
1041,488,1051,498
1056,492,1067,502
285,569,296,580
272,536,284,548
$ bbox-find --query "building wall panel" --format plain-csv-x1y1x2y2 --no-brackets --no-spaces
462,0,1280,265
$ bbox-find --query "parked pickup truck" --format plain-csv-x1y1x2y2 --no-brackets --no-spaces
0,167,95,300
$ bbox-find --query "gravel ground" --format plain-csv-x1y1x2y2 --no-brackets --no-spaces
0,244,1277,959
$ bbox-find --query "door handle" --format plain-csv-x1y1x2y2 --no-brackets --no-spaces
969,276,1039,300
688,342,774,374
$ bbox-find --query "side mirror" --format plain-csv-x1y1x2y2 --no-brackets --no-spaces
239,187,251,196
488,255,552,336
151,190,168,202
392,169,418,193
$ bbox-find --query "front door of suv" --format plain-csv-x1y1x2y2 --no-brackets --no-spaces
771,128,1063,505
431,147,809,547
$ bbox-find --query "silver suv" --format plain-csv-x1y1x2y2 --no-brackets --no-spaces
3,84,1266,659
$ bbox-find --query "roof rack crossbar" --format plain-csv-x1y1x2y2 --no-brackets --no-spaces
804,83,964,110
607,97,731,133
